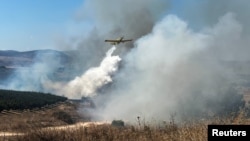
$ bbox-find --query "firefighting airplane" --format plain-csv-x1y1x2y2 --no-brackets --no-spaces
105,36,133,45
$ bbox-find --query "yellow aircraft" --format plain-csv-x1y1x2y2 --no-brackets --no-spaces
105,36,133,45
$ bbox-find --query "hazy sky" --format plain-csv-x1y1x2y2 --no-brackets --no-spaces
0,0,174,51
1,0,245,51
0,0,88,51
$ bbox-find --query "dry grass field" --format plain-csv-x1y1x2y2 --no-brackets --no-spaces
0,101,84,133
1,95,250,141
13,110,250,141
0,107,250,141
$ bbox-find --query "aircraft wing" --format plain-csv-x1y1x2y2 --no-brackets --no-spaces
105,38,133,45
105,40,118,42
121,39,132,42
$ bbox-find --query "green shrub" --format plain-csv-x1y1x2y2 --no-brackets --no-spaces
111,120,125,127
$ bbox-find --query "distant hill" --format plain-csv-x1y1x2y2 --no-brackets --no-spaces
0,49,73,83
0,49,70,67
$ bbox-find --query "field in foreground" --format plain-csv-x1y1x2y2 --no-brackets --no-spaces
1,110,249,141
1,90,250,141
0,100,86,133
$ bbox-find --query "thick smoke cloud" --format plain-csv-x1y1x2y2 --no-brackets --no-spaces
68,0,170,73
3,0,250,123
56,0,250,122
77,0,169,38
178,0,250,33
2,0,170,95
93,13,249,122
3,51,64,92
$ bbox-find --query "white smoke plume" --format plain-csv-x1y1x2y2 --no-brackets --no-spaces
2,0,250,123
45,46,121,99
62,0,170,75
176,0,250,33
1,0,170,96
2,51,64,91
92,13,249,122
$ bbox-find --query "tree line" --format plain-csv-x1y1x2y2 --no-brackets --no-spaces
0,89,67,111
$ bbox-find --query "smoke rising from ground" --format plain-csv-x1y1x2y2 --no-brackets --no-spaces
2,0,250,123
82,0,250,122
2,51,64,92
93,13,249,122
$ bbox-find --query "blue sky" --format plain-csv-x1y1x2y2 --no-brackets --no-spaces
0,0,85,51
0,0,196,51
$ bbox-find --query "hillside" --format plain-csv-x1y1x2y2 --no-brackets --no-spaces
0,89,67,111
0,100,85,133
0,49,73,85
0,89,89,133
0,49,70,67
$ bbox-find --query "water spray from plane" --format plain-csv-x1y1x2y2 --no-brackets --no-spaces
45,46,121,99
92,13,249,122
2,0,250,123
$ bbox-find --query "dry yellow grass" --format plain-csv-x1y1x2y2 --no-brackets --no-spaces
1,102,250,141
11,110,250,141
0,101,83,132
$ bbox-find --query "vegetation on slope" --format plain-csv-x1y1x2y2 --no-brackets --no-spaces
0,89,67,111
